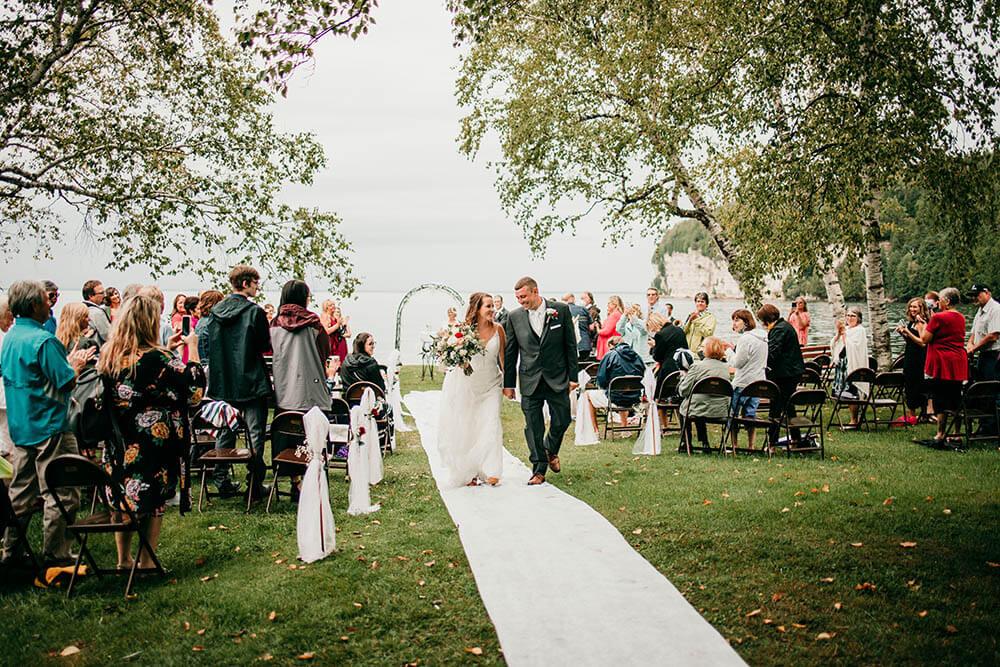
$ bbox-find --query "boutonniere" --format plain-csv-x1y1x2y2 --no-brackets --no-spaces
545,307,559,321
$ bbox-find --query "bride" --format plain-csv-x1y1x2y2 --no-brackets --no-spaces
437,292,505,487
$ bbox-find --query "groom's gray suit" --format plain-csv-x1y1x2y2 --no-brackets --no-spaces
503,299,579,476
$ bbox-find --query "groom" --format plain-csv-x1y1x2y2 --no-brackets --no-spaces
503,277,579,485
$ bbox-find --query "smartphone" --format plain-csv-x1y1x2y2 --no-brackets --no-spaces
181,315,191,335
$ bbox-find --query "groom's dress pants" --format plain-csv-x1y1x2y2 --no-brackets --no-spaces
521,382,571,476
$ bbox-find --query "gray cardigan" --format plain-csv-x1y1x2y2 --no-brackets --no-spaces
677,357,730,418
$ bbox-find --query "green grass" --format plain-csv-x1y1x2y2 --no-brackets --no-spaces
0,369,503,666
487,378,1000,665
5,366,998,665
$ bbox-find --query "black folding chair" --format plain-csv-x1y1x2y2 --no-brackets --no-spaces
327,397,351,473
798,368,823,390
813,353,833,387
890,353,905,371
582,362,600,390
44,454,166,598
945,381,1000,449
602,375,645,439
723,379,781,455
869,355,879,372
828,367,876,430
869,371,906,429
345,382,392,455
0,478,42,579
267,411,307,513
779,389,826,458
803,360,822,375
655,370,683,435
192,403,257,513
680,376,733,455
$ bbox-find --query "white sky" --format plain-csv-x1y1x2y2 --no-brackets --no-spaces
0,1,661,295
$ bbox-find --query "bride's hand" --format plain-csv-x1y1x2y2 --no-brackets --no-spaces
502,388,515,400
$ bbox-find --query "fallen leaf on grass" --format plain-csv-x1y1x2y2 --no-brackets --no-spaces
855,582,877,591
945,625,958,634
776,626,786,633
988,562,1000,568
371,561,380,570
268,611,277,622
421,549,433,555
196,629,206,636
260,653,274,661
192,646,204,652
297,651,316,660
763,618,773,625
791,623,807,629
815,632,837,640
396,555,410,562
702,499,713,506
632,528,643,535
906,580,921,590
781,507,790,513
721,492,730,499
194,557,206,566
417,580,425,586
833,602,842,611
918,610,928,618
745,609,763,618
353,602,363,608
340,636,349,641
464,647,484,656
820,577,835,583
900,541,917,548
883,497,894,506
822,484,830,493
183,621,191,631
60,645,81,657
424,560,436,567
274,559,286,565
924,496,934,502
234,546,241,553
288,564,298,570
771,592,784,602
943,508,952,515
850,542,864,548
794,491,805,497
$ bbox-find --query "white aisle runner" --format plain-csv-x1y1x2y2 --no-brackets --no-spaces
404,391,745,667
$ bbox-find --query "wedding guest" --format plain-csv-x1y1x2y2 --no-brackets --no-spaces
896,297,929,425
563,293,593,361
645,287,669,320
169,294,187,332
122,283,144,302
263,303,276,323
203,265,272,499
831,306,870,428
180,295,201,363
493,295,509,324
1,280,93,565
581,291,600,337
684,292,717,356
446,307,459,327
82,279,112,347
650,313,688,394
320,300,350,363
616,302,650,362
97,295,204,570
965,283,999,433
676,337,730,451
0,295,13,456
195,290,225,373
104,286,122,321
55,303,99,361
924,291,940,315
757,304,805,446
270,280,331,412
138,285,173,348
596,296,624,360
725,310,768,449
42,280,59,334
340,332,385,393
919,287,968,445
788,297,811,346
585,336,645,432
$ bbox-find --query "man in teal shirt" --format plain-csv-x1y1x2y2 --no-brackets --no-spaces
1,280,92,565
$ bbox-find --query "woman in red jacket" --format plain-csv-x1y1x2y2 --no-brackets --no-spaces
920,287,968,445
596,296,624,360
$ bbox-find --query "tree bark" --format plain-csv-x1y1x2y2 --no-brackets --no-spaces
861,199,893,369
819,250,846,320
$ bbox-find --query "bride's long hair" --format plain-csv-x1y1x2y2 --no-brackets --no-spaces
464,292,492,327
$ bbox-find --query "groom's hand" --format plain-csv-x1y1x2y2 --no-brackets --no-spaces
503,388,516,399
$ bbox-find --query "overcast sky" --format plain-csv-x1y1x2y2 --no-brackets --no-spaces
0,1,661,295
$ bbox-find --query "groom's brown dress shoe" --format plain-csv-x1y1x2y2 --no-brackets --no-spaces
548,455,561,473
527,474,546,486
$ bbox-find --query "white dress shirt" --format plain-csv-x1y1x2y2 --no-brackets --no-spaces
528,299,547,337
972,298,1000,352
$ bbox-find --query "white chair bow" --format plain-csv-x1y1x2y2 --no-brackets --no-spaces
574,369,599,446
297,407,336,562
632,367,662,455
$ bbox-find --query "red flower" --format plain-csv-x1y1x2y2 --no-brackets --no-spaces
358,426,366,436
455,332,464,338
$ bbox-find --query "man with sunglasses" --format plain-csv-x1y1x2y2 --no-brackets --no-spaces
82,279,111,347
42,280,59,334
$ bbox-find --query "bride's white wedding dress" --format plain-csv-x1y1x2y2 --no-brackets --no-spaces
437,331,503,487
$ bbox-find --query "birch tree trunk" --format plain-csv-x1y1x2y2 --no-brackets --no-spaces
820,251,847,320
861,200,893,369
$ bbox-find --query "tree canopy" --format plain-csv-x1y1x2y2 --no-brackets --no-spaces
1,0,374,292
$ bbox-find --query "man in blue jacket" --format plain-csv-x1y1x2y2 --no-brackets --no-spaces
204,265,272,499
584,337,646,432
563,293,593,361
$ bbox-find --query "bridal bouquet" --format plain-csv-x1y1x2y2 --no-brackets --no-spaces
432,324,484,376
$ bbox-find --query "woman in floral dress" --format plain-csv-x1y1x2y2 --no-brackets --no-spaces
98,295,205,570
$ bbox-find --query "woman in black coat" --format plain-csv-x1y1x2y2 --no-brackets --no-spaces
339,332,386,392
650,314,688,394
896,297,928,424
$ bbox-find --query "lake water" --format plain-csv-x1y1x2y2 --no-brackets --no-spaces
56,288,974,365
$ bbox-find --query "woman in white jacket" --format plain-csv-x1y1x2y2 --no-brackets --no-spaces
725,309,769,449
831,306,870,427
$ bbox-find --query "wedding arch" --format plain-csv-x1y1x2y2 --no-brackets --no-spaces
394,283,464,350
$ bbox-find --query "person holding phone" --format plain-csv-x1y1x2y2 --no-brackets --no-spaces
896,298,929,425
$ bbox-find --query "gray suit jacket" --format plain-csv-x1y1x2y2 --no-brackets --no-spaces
503,299,579,395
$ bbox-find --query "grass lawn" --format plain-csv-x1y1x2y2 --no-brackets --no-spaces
469,371,998,665
0,368,504,666
4,366,998,665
